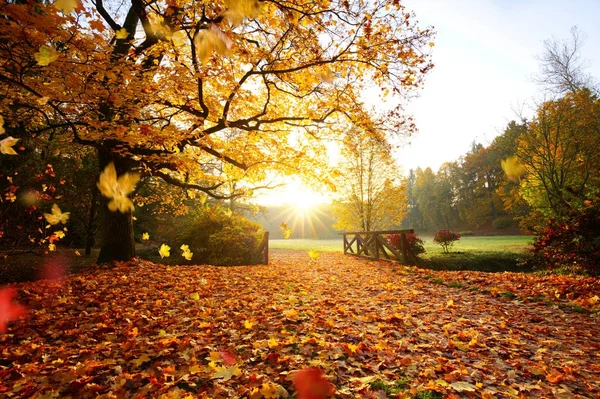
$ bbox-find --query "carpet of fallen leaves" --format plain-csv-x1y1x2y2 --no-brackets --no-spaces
1,251,599,399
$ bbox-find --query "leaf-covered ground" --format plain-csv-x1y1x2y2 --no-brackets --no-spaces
1,251,599,399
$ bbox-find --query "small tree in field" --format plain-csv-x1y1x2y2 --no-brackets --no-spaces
433,230,460,253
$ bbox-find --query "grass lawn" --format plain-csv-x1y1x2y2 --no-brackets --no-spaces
270,235,535,273
1,251,599,398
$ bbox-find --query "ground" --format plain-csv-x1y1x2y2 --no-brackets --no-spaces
1,251,599,398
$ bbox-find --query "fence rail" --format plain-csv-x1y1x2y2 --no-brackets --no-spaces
341,229,415,264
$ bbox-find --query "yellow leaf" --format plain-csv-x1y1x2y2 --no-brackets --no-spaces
48,243,56,252
74,250,81,256
44,204,70,225
115,28,128,40
34,46,60,66
308,249,320,260
244,319,254,329
37,96,50,106
97,162,140,213
190,292,200,301
501,156,526,182
53,0,79,13
211,364,241,381
159,243,171,258
131,354,151,368
447,299,454,307
142,232,150,240
0,115,4,134
171,30,188,47
0,136,19,155
450,381,477,392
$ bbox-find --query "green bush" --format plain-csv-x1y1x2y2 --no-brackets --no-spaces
492,217,513,230
180,207,265,266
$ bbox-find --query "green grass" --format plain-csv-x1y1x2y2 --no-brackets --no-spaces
270,235,534,273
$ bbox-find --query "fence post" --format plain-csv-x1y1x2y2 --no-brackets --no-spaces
401,233,409,264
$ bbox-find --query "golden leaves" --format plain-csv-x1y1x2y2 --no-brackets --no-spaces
501,156,526,182
180,244,193,260
308,249,320,260
53,0,79,13
0,136,19,155
142,232,150,240
194,24,232,64
115,28,128,40
44,204,70,225
97,162,140,213
224,0,261,26
159,243,171,258
34,46,60,66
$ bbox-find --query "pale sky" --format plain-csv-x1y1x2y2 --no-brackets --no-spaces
395,0,600,172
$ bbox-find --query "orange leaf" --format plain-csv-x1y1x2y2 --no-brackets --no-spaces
546,369,564,384
293,368,334,399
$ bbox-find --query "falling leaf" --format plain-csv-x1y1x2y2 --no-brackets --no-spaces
74,250,81,256
171,30,188,47
180,244,193,260
224,0,261,25
280,222,292,239
194,24,232,64
53,0,79,13
159,243,171,258
54,231,65,239
0,288,27,334
44,204,70,225
115,28,128,39
293,368,334,399
501,156,526,182
142,232,150,240
34,46,60,66
308,250,320,260
48,243,56,251
190,292,200,301
0,136,19,155
97,162,140,213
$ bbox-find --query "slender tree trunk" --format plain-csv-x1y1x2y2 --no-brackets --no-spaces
96,145,137,263
85,185,98,256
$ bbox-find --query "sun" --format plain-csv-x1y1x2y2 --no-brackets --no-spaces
256,178,330,211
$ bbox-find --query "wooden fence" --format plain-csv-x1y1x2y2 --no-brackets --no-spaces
255,231,269,264
341,229,415,264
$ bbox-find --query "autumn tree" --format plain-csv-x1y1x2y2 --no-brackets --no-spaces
331,131,407,232
514,30,600,225
0,0,434,262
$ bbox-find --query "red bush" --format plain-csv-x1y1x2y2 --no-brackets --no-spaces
387,233,426,256
524,197,600,276
433,230,460,253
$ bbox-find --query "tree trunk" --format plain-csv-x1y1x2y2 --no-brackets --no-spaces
96,145,137,264
85,185,98,256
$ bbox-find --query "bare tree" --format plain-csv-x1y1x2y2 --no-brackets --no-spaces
535,27,598,95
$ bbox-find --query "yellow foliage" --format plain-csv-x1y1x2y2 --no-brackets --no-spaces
34,46,60,66
44,204,70,225
0,136,19,155
97,163,140,213
159,243,171,258
501,156,525,182
53,0,79,13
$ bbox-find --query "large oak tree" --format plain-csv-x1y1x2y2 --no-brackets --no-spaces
0,0,433,262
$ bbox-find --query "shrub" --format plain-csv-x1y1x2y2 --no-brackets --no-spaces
492,216,513,230
433,230,460,253
179,207,265,266
387,233,426,256
523,197,600,276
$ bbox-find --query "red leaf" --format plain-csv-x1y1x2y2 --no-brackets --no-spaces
221,351,236,366
0,288,27,333
293,368,334,399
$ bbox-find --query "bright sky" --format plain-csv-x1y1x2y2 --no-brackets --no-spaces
256,0,600,207
395,0,600,173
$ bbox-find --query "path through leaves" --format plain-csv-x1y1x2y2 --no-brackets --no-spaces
1,251,599,398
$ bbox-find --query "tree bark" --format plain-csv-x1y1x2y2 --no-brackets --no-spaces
96,145,137,263
85,185,98,257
